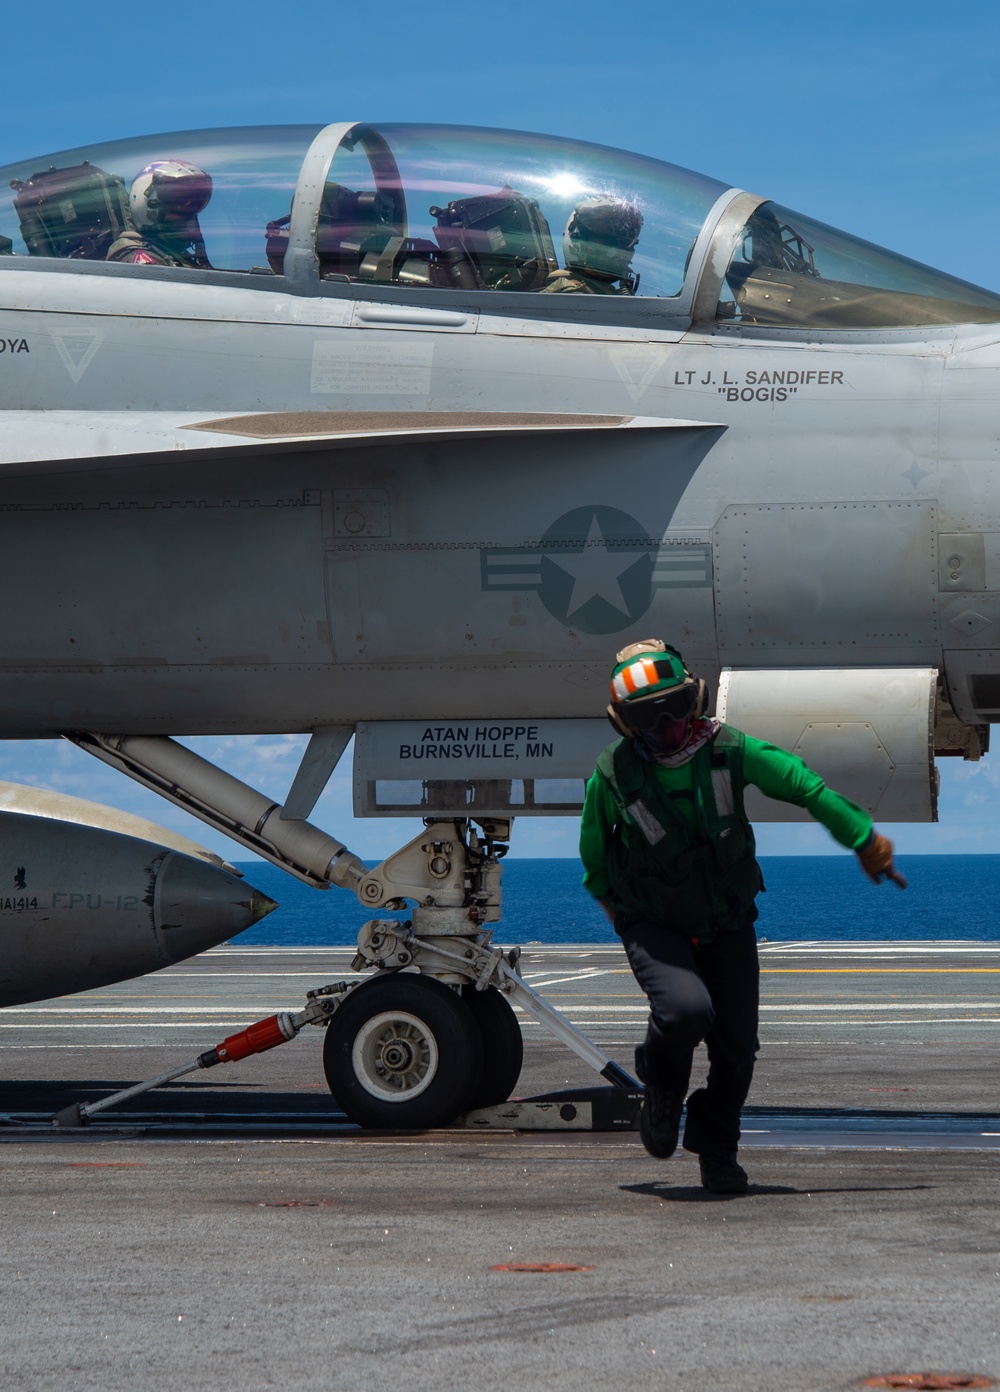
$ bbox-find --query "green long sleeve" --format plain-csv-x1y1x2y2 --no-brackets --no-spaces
579,729,873,901
740,734,873,851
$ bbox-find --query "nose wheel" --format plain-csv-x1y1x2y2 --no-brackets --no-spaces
323,974,489,1128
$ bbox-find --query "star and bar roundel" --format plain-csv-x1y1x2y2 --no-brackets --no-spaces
480,506,712,635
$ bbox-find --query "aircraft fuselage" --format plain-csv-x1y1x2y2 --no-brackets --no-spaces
0,265,996,734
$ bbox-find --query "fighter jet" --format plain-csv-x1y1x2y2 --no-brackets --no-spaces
0,119,995,1124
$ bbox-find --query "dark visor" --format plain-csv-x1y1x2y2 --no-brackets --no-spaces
621,683,698,731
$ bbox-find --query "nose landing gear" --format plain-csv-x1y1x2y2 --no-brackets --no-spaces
322,916,634,1129
67,734,636,1130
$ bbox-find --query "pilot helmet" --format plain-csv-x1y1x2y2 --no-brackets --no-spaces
564,197,642,281
130,160,213,233
607,639,708,741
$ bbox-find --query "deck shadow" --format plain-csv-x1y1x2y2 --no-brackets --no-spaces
620,1180,936,1203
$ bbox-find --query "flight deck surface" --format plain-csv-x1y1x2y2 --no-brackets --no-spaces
1,942,997,1391
2,938,998,1117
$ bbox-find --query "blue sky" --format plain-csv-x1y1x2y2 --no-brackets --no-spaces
2,1,999,858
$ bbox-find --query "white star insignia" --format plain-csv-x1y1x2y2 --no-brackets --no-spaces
547,515,636,618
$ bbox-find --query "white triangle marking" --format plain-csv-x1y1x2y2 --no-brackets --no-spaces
51,327,108,384
608,346,667,403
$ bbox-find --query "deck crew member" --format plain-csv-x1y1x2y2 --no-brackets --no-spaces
580,640,905,1193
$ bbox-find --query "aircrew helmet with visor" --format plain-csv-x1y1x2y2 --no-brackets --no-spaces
130,160,213,232
606,639,708,739
564,197,643,282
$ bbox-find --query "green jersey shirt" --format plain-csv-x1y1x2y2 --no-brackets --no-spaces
580,730,873,901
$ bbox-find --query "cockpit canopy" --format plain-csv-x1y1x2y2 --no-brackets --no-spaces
1,121,998,329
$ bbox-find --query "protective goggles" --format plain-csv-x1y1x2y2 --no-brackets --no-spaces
616,682,699,732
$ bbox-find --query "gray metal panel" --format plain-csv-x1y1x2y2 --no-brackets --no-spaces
718,667,937,821
715,501,938,657
0,414,722,732
353,718,609,816
939,593,1000,646
939,532,986,590
0,662,622,737
281,726,353,821
325,426,723,666
936,533,1000,647
0,500,329,667
0,256,698,331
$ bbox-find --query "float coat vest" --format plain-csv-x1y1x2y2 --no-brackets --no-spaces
596,726,764,943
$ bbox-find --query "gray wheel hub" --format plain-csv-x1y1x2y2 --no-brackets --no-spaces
351,1009,440,1101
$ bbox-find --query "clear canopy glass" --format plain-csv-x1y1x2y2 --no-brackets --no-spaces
307,123,729,297
1,122,999,327
0,126,320,270
719,201,1000,328
0,122,728,296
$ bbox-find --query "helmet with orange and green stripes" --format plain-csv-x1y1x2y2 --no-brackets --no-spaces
606,639,707,739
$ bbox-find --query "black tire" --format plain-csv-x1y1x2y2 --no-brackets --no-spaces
462,985,524,1110
323,974,484,1129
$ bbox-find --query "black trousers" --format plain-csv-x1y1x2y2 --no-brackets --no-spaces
617,913,760,1154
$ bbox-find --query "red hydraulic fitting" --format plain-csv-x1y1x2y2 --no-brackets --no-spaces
205,1012,299,1066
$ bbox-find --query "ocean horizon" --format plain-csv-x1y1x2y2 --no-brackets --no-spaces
231,854,1000,947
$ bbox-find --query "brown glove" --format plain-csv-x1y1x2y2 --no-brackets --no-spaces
857,832,907,889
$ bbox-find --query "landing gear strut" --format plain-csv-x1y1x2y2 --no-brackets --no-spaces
68,732,637,1129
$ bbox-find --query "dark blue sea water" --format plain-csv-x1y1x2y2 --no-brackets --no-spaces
233,855,1000,946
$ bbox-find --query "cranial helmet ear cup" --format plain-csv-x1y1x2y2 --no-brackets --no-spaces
692,676,708,720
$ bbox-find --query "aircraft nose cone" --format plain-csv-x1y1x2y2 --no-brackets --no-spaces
250,889,279,922
154,853,279,961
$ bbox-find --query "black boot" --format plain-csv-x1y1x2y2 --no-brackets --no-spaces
638,1084,684,1159
634,1045,684,1158
698,1150,749,1194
